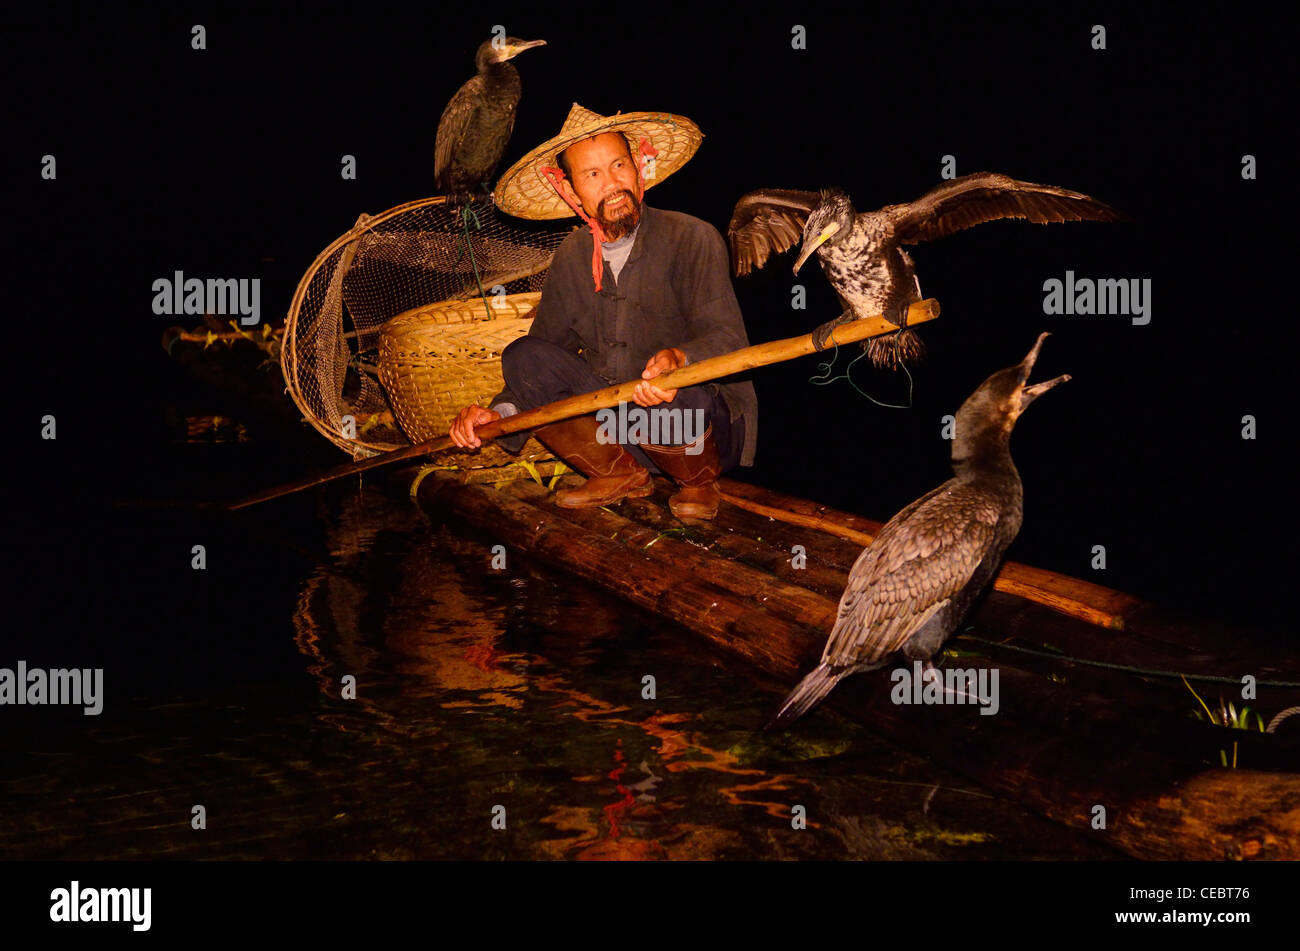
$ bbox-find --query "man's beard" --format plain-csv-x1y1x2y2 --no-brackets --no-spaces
595,189,642,241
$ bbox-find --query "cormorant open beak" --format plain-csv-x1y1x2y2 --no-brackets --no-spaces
1016,332,1070,411
793,222,839,274
503,39,546,59
1020,373,1071,410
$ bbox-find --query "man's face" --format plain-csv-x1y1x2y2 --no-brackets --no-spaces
560,132,644,241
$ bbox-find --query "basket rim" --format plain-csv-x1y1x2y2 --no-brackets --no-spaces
383,290,542,330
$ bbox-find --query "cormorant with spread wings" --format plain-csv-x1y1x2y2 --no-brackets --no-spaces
728,173,1125,366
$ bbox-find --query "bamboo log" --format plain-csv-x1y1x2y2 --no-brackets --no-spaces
603,482,1297,696
228,299,939,509
718,477,1143,631
701,490,1297,692
416,472,815,677
617,495,854,596
497,479,839,635
717,480,879,545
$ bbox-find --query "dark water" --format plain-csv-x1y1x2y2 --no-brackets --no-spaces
3,441,1118,860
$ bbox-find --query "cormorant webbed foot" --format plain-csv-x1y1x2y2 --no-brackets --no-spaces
921,660,988,707
811,313,854,352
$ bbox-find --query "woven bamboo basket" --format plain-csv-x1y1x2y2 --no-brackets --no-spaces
378,291,556,472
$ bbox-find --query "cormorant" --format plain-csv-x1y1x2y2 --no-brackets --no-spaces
728,173,1125,367
767,332,1069,730
435,36,546,201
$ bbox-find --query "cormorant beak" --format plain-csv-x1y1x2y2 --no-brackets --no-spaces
793,222,839,274
503,39,546,59
1019,373,1071,411
1015,333,1070,412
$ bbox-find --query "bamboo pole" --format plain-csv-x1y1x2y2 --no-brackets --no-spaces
227,299,940,510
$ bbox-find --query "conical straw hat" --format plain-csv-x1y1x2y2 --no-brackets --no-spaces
494,103,703,220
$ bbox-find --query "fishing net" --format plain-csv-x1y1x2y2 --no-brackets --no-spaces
281,194,568,460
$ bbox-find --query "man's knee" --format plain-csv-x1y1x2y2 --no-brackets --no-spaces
669,384,720,412
669,387,729,431
667,387,742,472
501,336,560,384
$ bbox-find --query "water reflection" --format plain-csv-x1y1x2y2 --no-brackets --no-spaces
278,486,1116,860
0,482,1118,860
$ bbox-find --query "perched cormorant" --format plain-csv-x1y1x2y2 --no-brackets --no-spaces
767,333,1069,730
728,173,1125,367
435,36,545,201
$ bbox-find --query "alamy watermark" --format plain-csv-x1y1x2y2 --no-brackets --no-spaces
152,271,261,326
1042,271,1151,325
50,881,150,931
890,661,999,715
0,661,103,715
595,402,707,455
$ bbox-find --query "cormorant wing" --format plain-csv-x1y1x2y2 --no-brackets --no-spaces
435,76,486,186
887,172,1127,245
821,481,1000,668
726,189,822,277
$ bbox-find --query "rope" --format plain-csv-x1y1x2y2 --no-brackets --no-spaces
1266,706,1300,733
408,463,460,499
453,202,491,319
808,328,915,409
957,630,1300,688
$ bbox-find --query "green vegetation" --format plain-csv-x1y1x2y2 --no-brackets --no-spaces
1181,675,1264,769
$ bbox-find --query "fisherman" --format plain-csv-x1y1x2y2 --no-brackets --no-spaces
448,104,757,520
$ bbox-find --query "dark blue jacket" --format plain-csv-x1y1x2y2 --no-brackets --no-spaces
496,204,758,465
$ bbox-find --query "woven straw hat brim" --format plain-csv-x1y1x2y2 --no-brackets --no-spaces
494,107,703,220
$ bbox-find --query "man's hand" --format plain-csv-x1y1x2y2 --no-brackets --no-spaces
449,404,501,449
634,347,686,406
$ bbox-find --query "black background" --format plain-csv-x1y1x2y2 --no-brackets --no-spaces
7,10,1291,664
11,3,1290,631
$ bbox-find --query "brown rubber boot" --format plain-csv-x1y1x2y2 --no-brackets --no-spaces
640,425,722,519
533,415,653,508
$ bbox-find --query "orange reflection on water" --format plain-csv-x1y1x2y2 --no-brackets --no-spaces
529,673,811,857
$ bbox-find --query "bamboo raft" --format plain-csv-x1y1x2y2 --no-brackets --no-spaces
412,469,1300,861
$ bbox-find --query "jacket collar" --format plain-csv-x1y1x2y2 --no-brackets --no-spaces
593,204,657,297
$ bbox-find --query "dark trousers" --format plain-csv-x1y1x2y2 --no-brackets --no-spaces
497,336,744,473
